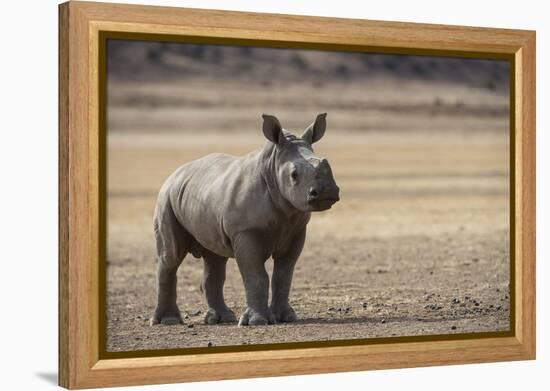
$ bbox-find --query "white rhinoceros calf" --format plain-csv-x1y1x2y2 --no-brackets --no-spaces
150,113,340,326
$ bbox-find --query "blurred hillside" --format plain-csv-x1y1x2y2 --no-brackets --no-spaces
107,40,509,92
106,40,509,134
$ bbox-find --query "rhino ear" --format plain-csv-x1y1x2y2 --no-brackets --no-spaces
301,113,327,144
262,114,284,144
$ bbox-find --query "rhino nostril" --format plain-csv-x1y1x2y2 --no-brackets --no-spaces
308,188,318,198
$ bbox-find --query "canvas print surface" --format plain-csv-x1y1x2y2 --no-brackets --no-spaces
105,40,510,352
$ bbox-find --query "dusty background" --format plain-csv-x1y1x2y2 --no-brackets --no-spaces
106,42,510,352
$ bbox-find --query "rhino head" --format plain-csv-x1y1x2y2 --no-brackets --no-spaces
262,113,340,212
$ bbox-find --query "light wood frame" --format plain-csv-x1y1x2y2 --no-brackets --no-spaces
59,1,536,388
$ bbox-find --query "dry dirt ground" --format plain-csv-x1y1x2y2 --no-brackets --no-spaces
106,80,510,352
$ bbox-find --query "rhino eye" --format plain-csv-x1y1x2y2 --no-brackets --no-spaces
291,170,298,181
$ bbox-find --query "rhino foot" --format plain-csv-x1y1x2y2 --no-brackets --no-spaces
204,308,237,325
150,307,183,326
271,304,298,323
238,307,276,326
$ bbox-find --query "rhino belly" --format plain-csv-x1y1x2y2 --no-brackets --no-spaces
186,217,234,259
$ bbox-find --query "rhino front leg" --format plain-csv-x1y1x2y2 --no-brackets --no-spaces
202,250,237,324
234,232,275,326
270,229,306,323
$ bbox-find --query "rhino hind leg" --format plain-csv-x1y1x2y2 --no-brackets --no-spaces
202,250,237,324
150,197,191,326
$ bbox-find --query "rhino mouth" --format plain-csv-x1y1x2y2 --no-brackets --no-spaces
307,196,339,211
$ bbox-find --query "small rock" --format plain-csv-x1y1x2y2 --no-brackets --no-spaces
451,326,457,330
381,319,386,324
187,324,194,328
207,342,213,347
452,298,460,304
190,310,202,316
362,302,368,309
425,304,442,311
328,307,336,311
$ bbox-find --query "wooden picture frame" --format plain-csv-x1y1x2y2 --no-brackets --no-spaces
58,1,536,388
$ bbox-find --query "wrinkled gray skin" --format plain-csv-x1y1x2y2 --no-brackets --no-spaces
150,113,340,327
